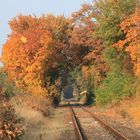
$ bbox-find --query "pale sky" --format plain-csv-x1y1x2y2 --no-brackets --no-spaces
0,0,93,64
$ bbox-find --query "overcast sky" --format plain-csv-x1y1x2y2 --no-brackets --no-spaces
0,0,93,63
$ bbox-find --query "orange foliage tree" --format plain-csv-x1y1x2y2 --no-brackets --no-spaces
114,9,140,76
2,14,72,100
43,15,72,92
70,4,107,86
2,15,52,97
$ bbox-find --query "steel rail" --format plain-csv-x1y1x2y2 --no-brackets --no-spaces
81,107,129,140
69,105,85,140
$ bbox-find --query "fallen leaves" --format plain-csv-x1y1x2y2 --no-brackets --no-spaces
0,123,23,140
0,96,24,140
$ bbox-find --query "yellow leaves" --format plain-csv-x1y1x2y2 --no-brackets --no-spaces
28,85,48,97
0,123,23,140
0,130,3,136
1,15,53,97
21,36,27,44
114,8,140,77
82,66,90,80
113,40,127,50
122,43,140,76
40,33,52,47
127,44,140,76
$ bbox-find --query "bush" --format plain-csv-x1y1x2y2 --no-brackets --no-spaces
0,95,24,140
95,62,136,106
0,70,15,99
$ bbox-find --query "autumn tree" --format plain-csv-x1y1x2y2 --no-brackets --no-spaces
2,15,52,97
44,15,72,87
69,4,107,90
95,0,138,44
94,0,139,105
2,14,72,103
114,8,140,76
2,0,140,106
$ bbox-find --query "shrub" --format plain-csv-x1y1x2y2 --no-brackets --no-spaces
0,95,24,140
0,70,15,99
95,62,136,106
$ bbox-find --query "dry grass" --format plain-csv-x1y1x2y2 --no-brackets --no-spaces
10,95,75,140
10,95,49,139
14,106,74,140
126,97,140,123
95,96,140,125
10,94,51,124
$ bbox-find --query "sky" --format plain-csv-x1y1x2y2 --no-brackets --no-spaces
0,0,93,61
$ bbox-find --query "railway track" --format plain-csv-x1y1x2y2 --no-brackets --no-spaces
69,106,85,140
69,104,129,140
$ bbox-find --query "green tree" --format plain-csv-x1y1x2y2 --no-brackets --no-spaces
94,0,138,105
